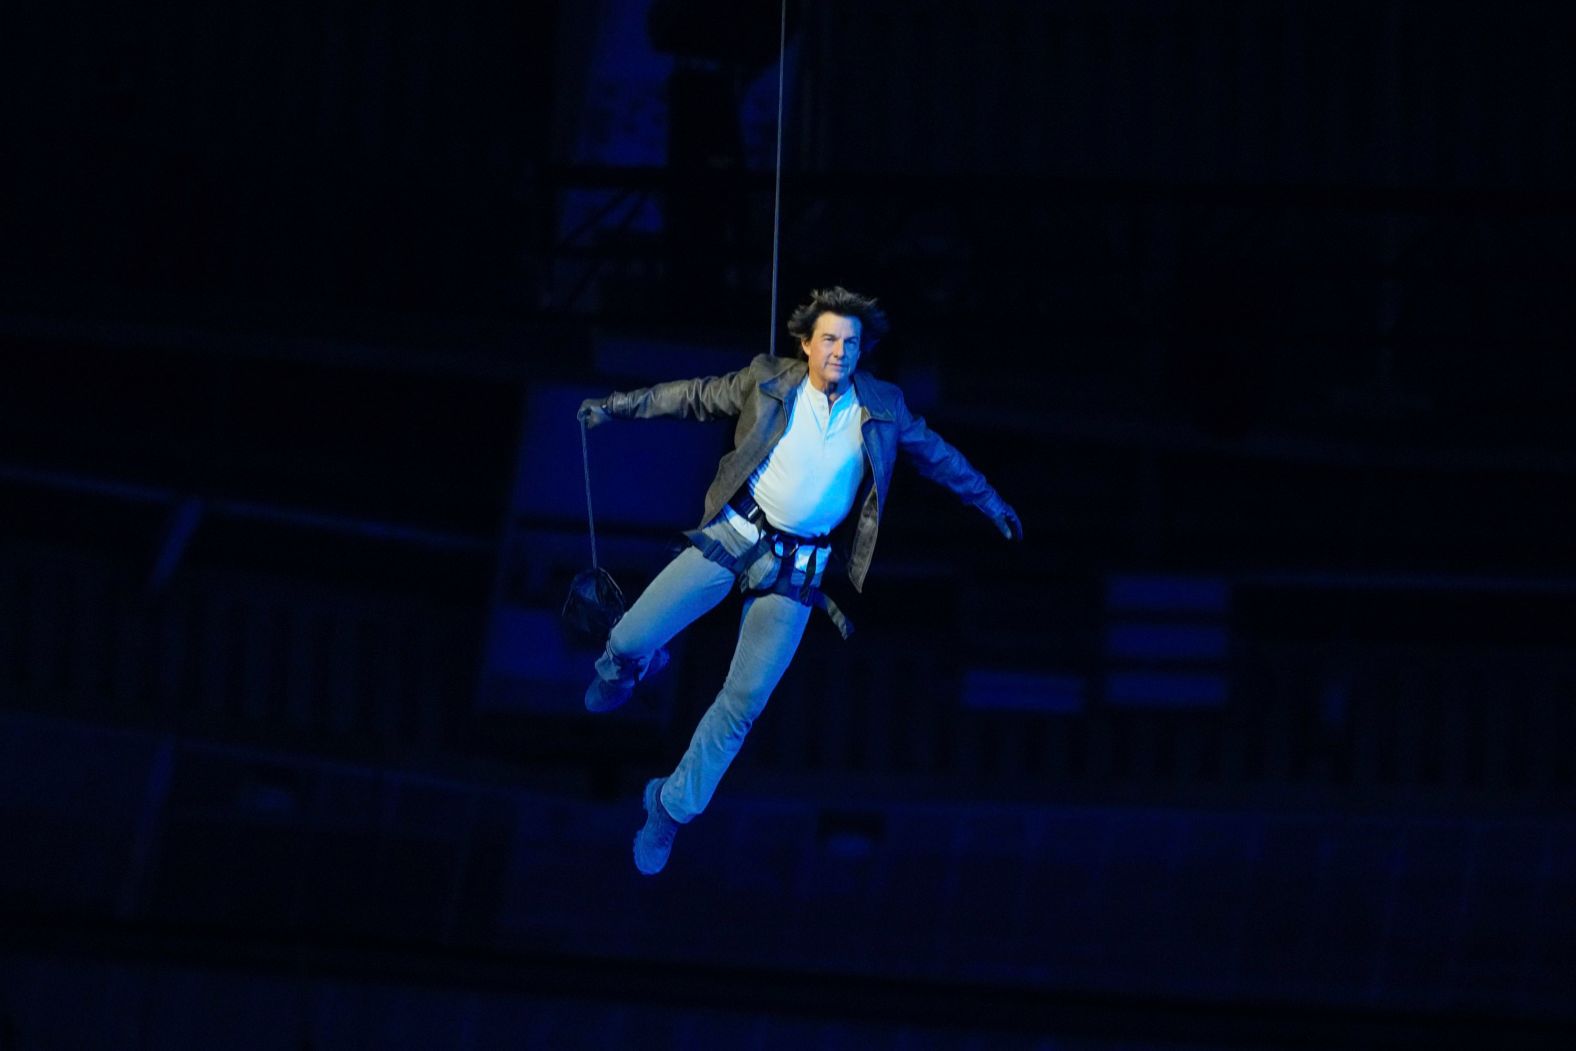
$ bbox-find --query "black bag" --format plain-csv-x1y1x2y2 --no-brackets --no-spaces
561,566,625,640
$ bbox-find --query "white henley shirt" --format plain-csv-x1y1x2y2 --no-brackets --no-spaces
745,377,865,538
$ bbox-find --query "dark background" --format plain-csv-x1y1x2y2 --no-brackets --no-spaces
2,1,1574,1048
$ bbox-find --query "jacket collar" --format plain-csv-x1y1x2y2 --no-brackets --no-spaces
758,357,896,421
851,370,896,421
759,357,806,402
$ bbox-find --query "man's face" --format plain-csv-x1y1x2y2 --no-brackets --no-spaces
802,312,862,393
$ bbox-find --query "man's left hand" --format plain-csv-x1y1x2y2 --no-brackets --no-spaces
993,503,1023,541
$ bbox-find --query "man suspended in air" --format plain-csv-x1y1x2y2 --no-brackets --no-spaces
578,286,1022,875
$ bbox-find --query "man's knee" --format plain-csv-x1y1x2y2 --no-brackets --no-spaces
716,679,771,729
724,705,756,739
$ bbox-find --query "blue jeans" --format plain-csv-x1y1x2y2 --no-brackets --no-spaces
592,515,821,823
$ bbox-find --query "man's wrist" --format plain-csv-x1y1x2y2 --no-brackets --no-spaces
579,396,614,426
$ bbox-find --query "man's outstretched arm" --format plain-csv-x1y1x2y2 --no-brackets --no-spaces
895,393,1023,541
578,365,757,428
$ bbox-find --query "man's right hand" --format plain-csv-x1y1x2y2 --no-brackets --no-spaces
577,398,612,429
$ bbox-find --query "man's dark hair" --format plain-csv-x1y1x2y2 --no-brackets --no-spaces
784,286,890,357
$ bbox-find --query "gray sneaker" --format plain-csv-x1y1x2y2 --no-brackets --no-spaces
584,647,670,713
633,777,679,875
584,676,635,713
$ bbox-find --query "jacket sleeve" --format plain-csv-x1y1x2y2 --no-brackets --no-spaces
895,391,1008,517
602,363,757,423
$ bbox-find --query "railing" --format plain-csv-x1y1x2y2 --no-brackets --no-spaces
0,541,479,762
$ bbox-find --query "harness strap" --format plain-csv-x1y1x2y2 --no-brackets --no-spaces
681,526,854,641
730,490,830,548
762,569,851,640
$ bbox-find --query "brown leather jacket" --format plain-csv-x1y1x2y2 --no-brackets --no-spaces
603,353,1010,593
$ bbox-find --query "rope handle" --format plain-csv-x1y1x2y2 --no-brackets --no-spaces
579,411,598,570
